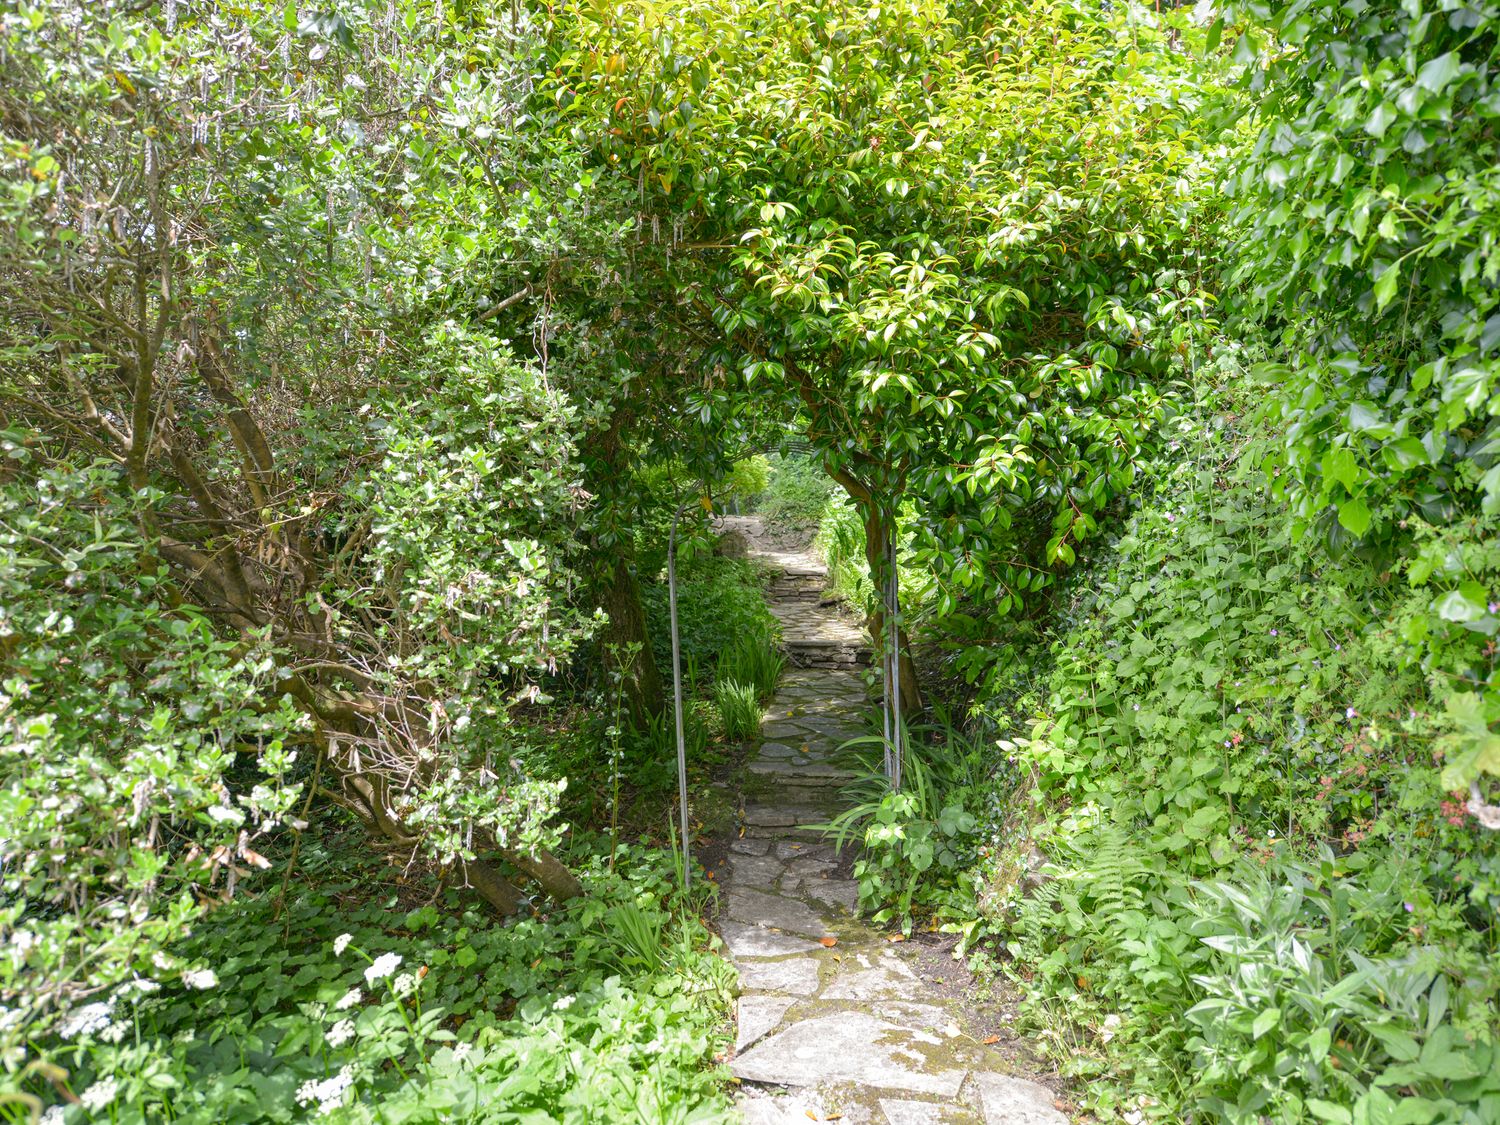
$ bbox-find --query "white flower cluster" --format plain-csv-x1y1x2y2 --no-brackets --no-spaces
333,933,353,956
295,1064,355,1115
8,928,38,960
364,952,402,984
40,1107,66,1125
391,972,416,998
181,968,218,990
326,1018,355,1048
57,999,114,1040
334,987,362,1011
79,1078,118,1111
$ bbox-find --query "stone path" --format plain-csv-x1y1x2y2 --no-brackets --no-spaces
715,517,1069,1125
718,515,868,670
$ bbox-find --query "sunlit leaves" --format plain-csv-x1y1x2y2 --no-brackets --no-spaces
554,0,1223,645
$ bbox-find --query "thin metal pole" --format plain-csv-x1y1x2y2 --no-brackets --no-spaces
879,500,893,782
889,509,902,792
667,503,691,894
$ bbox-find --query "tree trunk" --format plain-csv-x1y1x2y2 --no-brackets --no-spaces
581,407,667,726
595,553,666,724
859,500,924,713
824,465,924,711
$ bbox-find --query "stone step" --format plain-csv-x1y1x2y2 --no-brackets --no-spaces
743,820,829,840
785,641,872,668
748,760,856,782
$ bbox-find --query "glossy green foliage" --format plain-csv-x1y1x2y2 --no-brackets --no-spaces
1224,0,1500,785
553,0,1224,632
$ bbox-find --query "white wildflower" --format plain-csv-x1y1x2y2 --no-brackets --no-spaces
99,1020,128,1044
295,1064,355,1114
327,1018,355,1048
364,952,402,984
552,994,575,1011
391,972,416,998
206,804,243,825
333,933,353,956
8,929,38,957
129,979,161,994
335,987,361,1011
182,968,218,990
40,1107,65,1125
452,1042,472,1064
58,1000,114,1039
80,1078,118,1111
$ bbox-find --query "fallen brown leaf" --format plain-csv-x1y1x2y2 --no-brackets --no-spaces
983,1035,1001,1045
887,934,905,943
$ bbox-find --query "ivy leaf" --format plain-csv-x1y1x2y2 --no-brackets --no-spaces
1364,103,1396,138
1380,437,1428,471
1323,447,1358,492
1415,52,1461,94
1337,497,1371,536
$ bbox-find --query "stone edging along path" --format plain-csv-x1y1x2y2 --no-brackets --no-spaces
710,516,1071,1125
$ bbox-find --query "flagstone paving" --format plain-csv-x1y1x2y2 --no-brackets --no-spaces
714,517,1070,1125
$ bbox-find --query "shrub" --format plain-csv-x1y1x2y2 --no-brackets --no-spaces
723,455,771,509
962,371,1500,1120
642,555,779,680
755,455,835,533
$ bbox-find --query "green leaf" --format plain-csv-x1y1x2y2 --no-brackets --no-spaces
1435,587,1486,622
1205,18,1223,53
1252,1007,1282,1039
1373,263,1401,311
1307,1026,1332,1064
1380,437,1428,471
1415,52,1462,94
1338,497,1371,536
1323,447,1359,491
1365,103,1397,138
1307,1101,1353,1124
